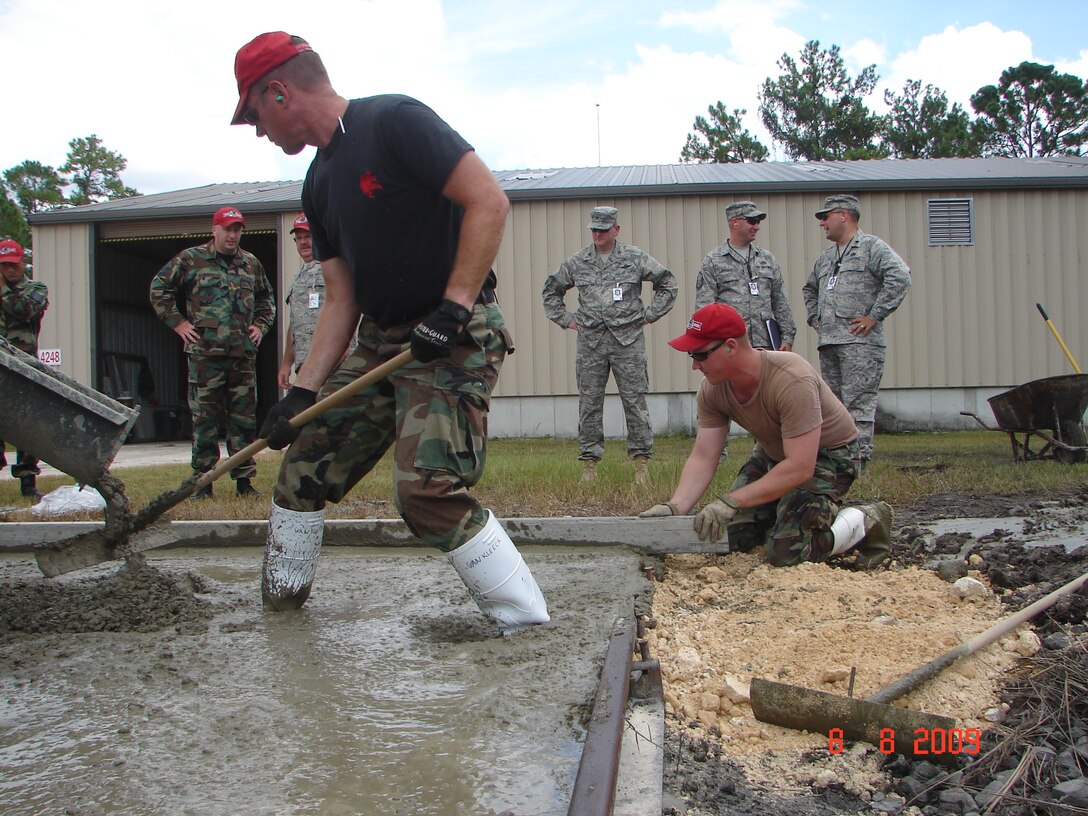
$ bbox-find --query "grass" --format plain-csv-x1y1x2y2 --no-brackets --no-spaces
2,430,1086,522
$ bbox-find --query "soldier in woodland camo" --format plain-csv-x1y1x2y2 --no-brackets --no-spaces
150,207,275,498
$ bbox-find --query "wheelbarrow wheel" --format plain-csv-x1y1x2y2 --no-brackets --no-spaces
1054,446,1086,465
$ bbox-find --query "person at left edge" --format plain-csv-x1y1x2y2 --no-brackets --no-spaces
231,32,548,632
0,239,49,499
149,207,276,498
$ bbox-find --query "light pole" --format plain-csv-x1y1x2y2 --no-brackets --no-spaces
596,103,601,166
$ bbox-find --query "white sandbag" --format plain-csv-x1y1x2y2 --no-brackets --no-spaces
30,485,107,517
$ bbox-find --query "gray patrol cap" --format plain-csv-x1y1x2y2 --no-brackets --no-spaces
587,206,619,230
815,194,861,218
725,201,766,221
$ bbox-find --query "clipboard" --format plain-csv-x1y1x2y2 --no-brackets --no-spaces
765,317,782,350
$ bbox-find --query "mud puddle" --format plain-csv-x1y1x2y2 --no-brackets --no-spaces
0,546,650,816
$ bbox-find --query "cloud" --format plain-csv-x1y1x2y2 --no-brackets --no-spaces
881,23,1035,110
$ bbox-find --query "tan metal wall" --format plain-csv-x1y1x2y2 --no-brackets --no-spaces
494,187,1088,398
30,222,93,383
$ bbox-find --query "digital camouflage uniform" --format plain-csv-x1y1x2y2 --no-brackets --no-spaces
286,260,323,372
802,231,911,461
150,241,275,479
0,274,49,478
694,242,795,350
542,241,677,460
275,300,512,551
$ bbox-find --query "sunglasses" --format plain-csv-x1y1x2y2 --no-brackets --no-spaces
816,209,844,222
241,86,271,127
688,340,725,362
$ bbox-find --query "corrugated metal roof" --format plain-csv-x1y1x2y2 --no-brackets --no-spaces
30,156,1088,224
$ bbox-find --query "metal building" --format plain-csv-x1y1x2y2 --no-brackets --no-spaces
28,157,1088,442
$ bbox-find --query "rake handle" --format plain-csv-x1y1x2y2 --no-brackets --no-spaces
868,568,1088,704
191,349,415,491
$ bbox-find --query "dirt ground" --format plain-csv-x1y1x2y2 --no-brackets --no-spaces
656,488,1088,816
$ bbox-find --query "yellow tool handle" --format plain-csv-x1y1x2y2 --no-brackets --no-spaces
1036,303,1082,373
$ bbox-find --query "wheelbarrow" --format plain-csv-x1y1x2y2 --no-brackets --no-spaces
961,373,1088,464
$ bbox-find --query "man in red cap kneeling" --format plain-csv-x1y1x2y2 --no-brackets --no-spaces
639,303,892,568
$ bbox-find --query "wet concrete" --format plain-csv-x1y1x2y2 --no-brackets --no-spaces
0,545,651,816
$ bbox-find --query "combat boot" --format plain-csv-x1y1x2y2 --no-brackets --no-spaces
855,501,893,569
236,478,259,498
189,484,213,501
633,455,650,486
20,475,42,499
581,459,598,483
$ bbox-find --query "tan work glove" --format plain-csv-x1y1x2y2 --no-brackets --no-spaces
638,502,680,518
693,496,741,542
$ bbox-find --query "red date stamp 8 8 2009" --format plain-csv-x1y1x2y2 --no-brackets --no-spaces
829,727,982,756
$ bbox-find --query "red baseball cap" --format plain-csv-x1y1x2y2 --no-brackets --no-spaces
0,239,24,265
668,303,747,352
290,213,309,233
231,32,313,125
212,207,245,228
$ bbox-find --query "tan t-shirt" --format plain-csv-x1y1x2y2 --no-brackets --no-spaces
696,351,858,462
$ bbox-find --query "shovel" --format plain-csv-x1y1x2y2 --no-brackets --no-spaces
34,349,414,578
750,568,1088,758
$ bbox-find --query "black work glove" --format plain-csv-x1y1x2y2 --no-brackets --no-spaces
259,386,318,450
410,299,473,363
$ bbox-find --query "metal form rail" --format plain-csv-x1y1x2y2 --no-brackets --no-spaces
568,612,663,816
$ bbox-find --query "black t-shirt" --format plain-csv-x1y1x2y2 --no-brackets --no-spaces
303,94,491,327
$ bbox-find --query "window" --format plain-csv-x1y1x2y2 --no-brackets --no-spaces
927,198,974,246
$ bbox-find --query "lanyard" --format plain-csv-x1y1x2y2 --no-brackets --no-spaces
827,237,855,291
728,242,760,295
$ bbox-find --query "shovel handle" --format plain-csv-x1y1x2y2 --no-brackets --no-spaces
868,568,1088,704
1036,303,1083,374
192,349,414,491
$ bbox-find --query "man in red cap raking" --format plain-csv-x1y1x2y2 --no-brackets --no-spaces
639,302,893,569
150,207,275,499
231,32,548,631
0,238,49,499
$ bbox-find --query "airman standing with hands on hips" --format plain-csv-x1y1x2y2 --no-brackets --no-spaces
150,207,276,499
802,194,911,472
639,303,893,569
542,206,677,486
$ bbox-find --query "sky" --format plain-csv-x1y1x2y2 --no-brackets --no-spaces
2,0,1086,197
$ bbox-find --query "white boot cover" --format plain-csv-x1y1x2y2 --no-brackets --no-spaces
263,501,325,611
829,506,868,556
447,510,550,633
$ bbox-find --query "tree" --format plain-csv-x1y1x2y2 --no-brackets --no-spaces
970,61,1088,157
679,103,769,163
60,134,140,206
758,40,885,160
880,80,985,159
0,195,30,246
3,160,65,221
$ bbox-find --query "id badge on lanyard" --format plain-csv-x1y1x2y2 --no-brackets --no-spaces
826,275,838,291
748,279,759,295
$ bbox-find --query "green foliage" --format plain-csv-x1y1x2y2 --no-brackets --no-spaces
970,61,1088,157
881,80,986,158
59,134,141,206
758,40,882,160
3,161,65,220
679,103,769,163
0,195,30,246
